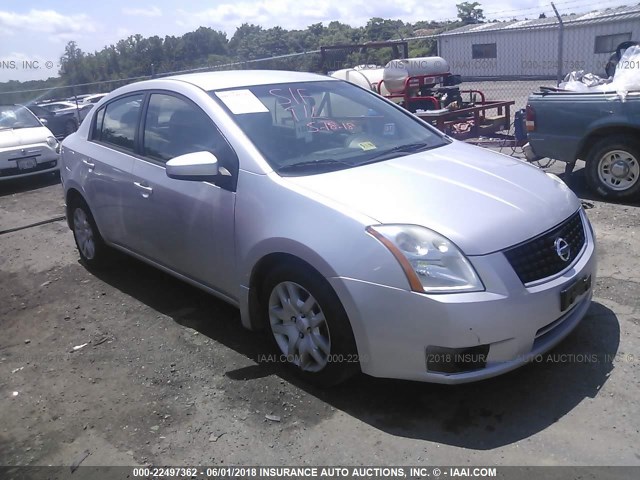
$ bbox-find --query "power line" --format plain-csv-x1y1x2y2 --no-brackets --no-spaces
1,0,637,96
0,50,321,96
424,0,633,23
483,0,628,17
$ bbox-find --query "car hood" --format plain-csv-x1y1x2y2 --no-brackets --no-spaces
284,141,580,255
0,126,52,149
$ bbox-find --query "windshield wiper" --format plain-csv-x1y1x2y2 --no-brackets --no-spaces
361,142,432,164
277,158,354,174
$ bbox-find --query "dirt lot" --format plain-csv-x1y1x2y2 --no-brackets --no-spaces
1,161,639,471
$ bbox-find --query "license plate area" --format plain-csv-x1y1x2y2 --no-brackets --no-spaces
560,275,591,311
17,157,38,170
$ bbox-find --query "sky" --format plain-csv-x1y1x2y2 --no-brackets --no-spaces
0,0,632,82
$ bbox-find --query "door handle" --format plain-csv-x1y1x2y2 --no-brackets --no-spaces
133,181,153,197
82,159,95,169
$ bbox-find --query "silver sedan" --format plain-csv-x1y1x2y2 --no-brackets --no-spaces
60,70,596,386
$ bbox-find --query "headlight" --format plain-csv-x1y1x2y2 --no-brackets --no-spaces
367,224,484,293
46,136,58,148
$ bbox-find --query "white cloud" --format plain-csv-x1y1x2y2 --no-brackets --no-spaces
116,27,132,39
0,9,97,42
176,0,456,35
122,6,162,17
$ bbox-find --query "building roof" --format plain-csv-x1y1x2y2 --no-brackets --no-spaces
437,4,640,37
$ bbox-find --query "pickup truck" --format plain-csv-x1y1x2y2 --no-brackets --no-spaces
525,89,640,200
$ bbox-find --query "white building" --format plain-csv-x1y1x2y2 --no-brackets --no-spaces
436,5,640,79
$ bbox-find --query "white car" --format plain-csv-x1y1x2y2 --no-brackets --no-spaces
82,93,108,105
60,71,596,386
0,104,60,180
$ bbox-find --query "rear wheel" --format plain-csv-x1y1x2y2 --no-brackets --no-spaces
585,135,640,200
70,198,111,268
261,264,359,387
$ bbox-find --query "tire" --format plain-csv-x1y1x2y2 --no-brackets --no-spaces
260,264,359,387
585,135,640,200
69,197,111,269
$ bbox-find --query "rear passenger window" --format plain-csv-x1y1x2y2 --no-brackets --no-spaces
92,94,143,151
143,93,227,163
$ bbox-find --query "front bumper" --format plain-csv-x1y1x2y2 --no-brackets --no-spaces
329,211,597,384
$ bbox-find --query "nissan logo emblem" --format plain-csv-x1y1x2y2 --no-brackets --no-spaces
554,237,571,262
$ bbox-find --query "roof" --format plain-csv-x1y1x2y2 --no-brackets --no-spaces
437,4,640,37
163,70,333,91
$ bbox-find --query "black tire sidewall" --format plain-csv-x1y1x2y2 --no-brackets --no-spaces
260,264,359,387
585,136,640,200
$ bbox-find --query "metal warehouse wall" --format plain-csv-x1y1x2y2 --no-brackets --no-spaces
438,19,640,79
564,20,640,77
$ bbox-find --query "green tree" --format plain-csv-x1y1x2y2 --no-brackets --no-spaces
2,15,467,97
456,2,485,25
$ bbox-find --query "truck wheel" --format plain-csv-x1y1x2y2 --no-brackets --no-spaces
585,136,640,200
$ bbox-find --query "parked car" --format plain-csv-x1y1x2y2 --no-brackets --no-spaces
38,101,79,112
27,104,78,139
37,101,93,123
81,93,108,104
60,71,596,386
66,94,92,103
0,104,60,180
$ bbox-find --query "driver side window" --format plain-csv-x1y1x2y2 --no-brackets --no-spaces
143,93,227,164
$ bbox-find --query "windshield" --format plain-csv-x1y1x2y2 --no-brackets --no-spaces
210,80,449,176
0,105,42,129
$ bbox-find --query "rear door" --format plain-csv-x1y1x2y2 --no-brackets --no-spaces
124,91,238,298
81,93,143,245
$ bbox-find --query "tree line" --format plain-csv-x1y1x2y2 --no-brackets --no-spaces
1,3,492,102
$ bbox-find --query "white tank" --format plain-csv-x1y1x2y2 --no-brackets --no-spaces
330,68,390,95
382,57,450,93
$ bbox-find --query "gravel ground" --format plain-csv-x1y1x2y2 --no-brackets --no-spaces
0,160,639,471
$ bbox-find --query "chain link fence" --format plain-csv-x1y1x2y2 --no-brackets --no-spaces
1,3,636,141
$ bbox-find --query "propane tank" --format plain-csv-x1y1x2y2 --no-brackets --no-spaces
383,57,450,93
330,68,390,95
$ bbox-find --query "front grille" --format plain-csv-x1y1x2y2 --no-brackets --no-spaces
503,211,586,284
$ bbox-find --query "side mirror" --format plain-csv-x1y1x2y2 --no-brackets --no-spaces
166,151,219,181
39,118,48,126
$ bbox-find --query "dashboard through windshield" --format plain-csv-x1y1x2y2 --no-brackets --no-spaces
211,80,449,175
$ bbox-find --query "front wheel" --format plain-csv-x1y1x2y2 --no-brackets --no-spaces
585,135,640,200
261,265,359,387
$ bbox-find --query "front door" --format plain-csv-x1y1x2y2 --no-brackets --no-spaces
125,92,239,299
